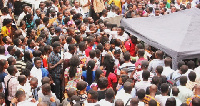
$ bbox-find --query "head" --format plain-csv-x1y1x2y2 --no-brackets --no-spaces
18,75,27,85
192,97,200,106
124,51,131,62
165,97,176,106
117,26,125,36
171,6,176,13
180,65,188,74
0,59,9,72
120,68,129,75
187,60,195,70
87,89,98,103
0,93,5,105
118,74,129,85
7,46,15,56
188,71,196,82
130,97,139,106
180,76,187,86
34,57,42,69
156,66,163,75
160,83,169,94
0,46,5,55
2,36,12,44
52,42,61,53
15,49,24,59
7,57,16,66
15,90,26,102
155,8,160,16
76,81,87,92
164,57,172,67
172,86,179,97
142,70,150,80
105,88,115,103
155,50,164,59
124,82,132,94
115,99,124,106
27,39,36,48
68,44,76,54
7,65,17,76
42,83,51,95
67,88,77,99
30,77,38,89
69,56,80,78
41,77,50,85
178,61,185,70
136,89,146,100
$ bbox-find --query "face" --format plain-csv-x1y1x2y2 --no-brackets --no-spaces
117,28,123,36
6,36,12,44
30,81,38,89
55,46,61,53
40,3,45,9
137,3,142,9
118,78,123,85
88,17,94,24
155,10,160,16
50,28,55,35
105,43,110,51
171,7,176,13
58,14,63,21
30,40,36,47
36,9,41,16
114,53,120,60
22,23,26,30
159,2,164,8
74,1,79,7
35,60,42,69
4,61,9,69
64,10,70,17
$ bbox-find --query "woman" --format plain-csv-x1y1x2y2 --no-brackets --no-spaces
82,60,96,91
0,59,9,83
1,18,12,37
24,51,33,70
103,54,117,91
64,56,82,90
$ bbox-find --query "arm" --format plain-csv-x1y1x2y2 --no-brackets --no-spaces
48,59,63,71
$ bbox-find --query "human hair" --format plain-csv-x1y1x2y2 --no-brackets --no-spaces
97,44,103,52
97,77,108,89
0,59,7,73
142,71,150,80
86,60,95,85
187,60,195,69
41,77,50,85
2,36,7,44
42,83,51,93
160,83,169,93
75,35,81,44
27,39,33,47
76,81,87,91
66,36,73,44
7,65,15,75
64,17,70,25
103,54,115,77
21,69,30,78
34,57,41,64
180,76,187,86
68,44,75,52
95,68,104,82
149,7,153,13
52,41,60,48
105,88,115,101
69,56,80,78
30,77,38,82
188,71,196,82
115,99,124,106
136,43,144,49
3,18,12,26
177,61,185,70
33,50,42,57
7,46,14,53
155,50,164,59
24,51,32,62
151,76,159,85
70,95,80,106
0,92,5,100
87,89,98,100
18,75,26,83
165,97,176,106
15,90,25,99
180,65,188,74
44,45,51,52
136,89,145,100
120,74,129,84
130,98,139,106
124,51,131,61
192,97,200,106
79,42,85,50
124,82,132,93
156,66,163,74
35,19,41,26
67,88,77,99
89,50,96,59
15,49,21,58
0,46,5,54
164,57,172,66
137,49,145,57
172,87,179,96
7,57,14,66
149,99,157,106
23,14,33,23
57,12,62,17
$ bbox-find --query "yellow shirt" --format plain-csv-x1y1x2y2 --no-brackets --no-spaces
1,26,11,37
108,0,121,11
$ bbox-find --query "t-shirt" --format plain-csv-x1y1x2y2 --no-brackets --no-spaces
155,95,170,106
0,72,7,82
97,90,106,101
82,71,96,90
107,73,117,88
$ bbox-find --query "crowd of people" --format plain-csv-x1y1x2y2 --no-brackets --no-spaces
0,0,200,106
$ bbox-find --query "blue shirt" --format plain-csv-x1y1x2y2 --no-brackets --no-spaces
0,72,7,82
82,71,95,91
167,71,181,86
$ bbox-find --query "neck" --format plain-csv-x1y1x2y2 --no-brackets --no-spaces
125,61,130,63
100,88,106,91
162,93,168,96
150,92,156,97
157,74,161,77
143,79,148,81
20,83,25,86
79,90,85,95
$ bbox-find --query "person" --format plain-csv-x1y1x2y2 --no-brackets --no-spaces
64,44,76,60
39,83,60,106
85,36,95,57
82,60,96,90
162,57,174,77
98,88,115,106
97,77,108,101
125,35,137,57
85,89,99,105
136,89,146,106
116,26,129,42
2,36,12,56
0,46,8,60
4,65,19,105
174,76,193,103
14,49,26,73
1,19,12,37
30,77,39,101
186,84,200,105
148,50,164,74
135,70,151,92
31,57,49,86
186,71,198,91
17,75,31,100
165,97,176,106
135,49,147,70
155,83,170,106
0,59,8,83
130,97,139,106
76,81,87,102
48,42,63,100
64,56,82,90
171,87,182,106
62,88,77,106
0,93,5,106
115,82,132,105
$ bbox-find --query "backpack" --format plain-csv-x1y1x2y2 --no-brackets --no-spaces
167,72,180,88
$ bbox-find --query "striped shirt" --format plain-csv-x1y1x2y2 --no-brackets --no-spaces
119,62,135,74
15,60,26,72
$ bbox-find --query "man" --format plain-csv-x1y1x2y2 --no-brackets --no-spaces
98,88,115,105
155,83,170,106
176,76,193,102
26,39,36,53
171,87,182,106
135,70,152,92
30,77,39,101
135,49,147,70
64,44,76,60
84,89,99,105
2,36,12,56
40,83,60,106
80,0,90,18
31,57,49,86
33,8,41,22
53,12,63,28
85,36,95,57
186,71,198,90
125,35,137,57
4,65,19,104
148,50,164,74
14,50,26,74
48,42,63,100
116,26,129,42
162,57,174,77
115,82,132,105
136,89,146,106
0,46,8,60
14,90,37,106
122,0,132,14
72,1,84,15
17,4,28,26
186,84,200,105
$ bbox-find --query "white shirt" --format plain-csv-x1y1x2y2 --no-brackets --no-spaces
64,43,69,52
177,86,193,103
162,66,174,77
80,0,90,13
72,6,84,15
116,32,129,42
17,12,26,26
30,66,42,86
172,96,182,106
115,92,132,105
64,52,72,60
135,81,151,92
138,101,145,106
155,95,170,106
0,54,8,60
98,99,113,106
17,100,37,106
107,11,118,18
148,59,165,74
17,84,32,100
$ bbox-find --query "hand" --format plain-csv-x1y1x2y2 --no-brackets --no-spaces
58,59,64,64
11,98,17,104
50,97,56,102
31,98,36,103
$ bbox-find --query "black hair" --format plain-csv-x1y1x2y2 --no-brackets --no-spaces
86,60,95,85
18,75,26,83
75,19,82,27
124,51,131,61
105,88,115,101
180,65,188,74
52,41,60,48
180,76,187,86
136,89,145,100
2,36,7,44
23,14,33,23
27,39,33,47
75,35,81,44
136,43,144,49
161,83,169,93
68,44,75,52
120,74,129,84
44,45,51,52
42,83,51,93
35,19,41,26
33,50,42,57
15,49,21,58
7,46,14,53
64,17,70,25
97,77,108,89
57,12,62,17
127,4,133,9
192,97,200,106
0,46,5,54
164,57,172,66
103,54,115,77
7,65,16,75
21,69,30,77
187,60,195,69
15,90,25,98
152,76,159,85
95,49,101,55
67,36,73,44
89,50,96,59
87,89,98,100
0,92,5,99
0,59,7,73
24,51,32,62
172,87,179,96
41,77,50,85
178,61,185,70
142,70,150,80
124,82,132,93
7,57,14,66
97,44,103,52
76,81,87,91
95,68,104,82
51,36,60,44
156,66,163,74
69,56,80,78
13,38,20,46
118,26,124,31
43,17,49,23
188,71,196,82
137,49,145,57
34,57,41,63
165,97,176,106
149,99,157,106
79,41,86,50
67,88,76,99
149,7,153,13
3,18,12,26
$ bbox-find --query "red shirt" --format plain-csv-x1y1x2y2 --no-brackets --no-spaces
107,73,117,88
85,46,92,57
125,39,136,56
